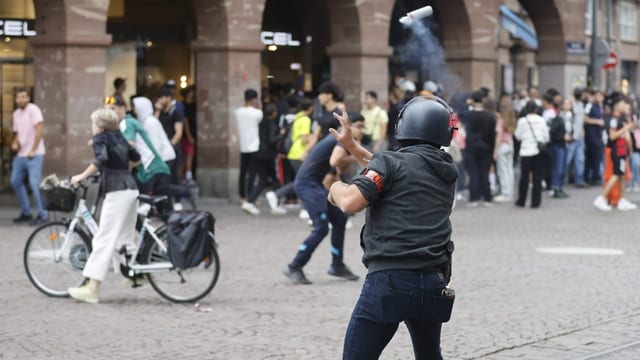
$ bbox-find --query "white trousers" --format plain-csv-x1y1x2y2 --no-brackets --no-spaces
83,189,139,282
496,143,514,198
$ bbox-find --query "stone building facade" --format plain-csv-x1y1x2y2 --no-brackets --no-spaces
2,0,638,197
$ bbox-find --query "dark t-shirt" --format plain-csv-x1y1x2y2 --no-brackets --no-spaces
585,102,604,143
459,110,496,152
182,101,196,140
158,106,183,140
606,115,628,157
295,135,338,183
314,106,341,140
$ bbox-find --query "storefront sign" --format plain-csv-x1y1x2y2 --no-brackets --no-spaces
0,19,36,37
260,31,300,47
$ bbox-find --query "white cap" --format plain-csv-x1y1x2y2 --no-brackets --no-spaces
423,80,438,93
400,79,416,92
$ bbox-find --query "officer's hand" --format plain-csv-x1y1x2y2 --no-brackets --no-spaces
329,105,356,150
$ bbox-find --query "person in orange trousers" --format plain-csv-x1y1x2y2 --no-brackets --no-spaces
603,146,630,206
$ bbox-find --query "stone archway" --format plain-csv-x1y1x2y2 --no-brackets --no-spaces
31,0,112,177
389,0,473,94
191,0,265,197
519,0,587,95
327,0,394,110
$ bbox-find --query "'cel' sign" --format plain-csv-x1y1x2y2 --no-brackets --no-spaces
260,31,300,47
0,19,36,37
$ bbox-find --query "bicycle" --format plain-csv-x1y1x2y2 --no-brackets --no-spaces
24,175,220,303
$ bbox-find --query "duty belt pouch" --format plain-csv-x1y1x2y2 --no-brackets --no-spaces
433,291,455,323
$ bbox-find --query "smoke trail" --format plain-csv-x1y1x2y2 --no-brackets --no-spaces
397,18,462,97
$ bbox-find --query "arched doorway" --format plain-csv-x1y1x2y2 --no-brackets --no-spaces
517,0,586,95
261,0,330,97
106,0,196,101
389,0,471,98
0,1,36,190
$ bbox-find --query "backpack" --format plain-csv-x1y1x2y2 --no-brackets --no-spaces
278,113,296,155
549,115,566,144
166,211,216,269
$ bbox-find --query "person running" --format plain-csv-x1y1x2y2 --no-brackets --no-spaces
282,110,365,285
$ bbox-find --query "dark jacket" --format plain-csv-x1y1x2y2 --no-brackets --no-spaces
256,118,282,159
351,144,458,274
459,109,496,153
92,130,140,194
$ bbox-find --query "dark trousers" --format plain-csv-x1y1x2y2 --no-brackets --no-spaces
343,270,448,360
275,159,302,199
585,138,604,184
248,157,277,203
239,152,258,199
464,149,492,202
517,154,545,208
290,180,347,268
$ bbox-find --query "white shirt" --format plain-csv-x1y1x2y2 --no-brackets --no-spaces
144,116,176,162
515,114,550,157
234,106,262,153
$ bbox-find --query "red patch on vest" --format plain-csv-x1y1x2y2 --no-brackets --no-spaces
363,169,384,193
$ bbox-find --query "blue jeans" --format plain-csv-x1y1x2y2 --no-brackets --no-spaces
11,155,47,218
343,270,451,360
290,180,347,268
631,152,640,186
565,139,585,186
551,145,567,190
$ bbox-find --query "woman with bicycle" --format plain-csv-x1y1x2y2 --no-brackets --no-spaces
67,108,140,304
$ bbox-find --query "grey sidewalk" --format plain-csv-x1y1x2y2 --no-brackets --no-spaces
1,186,640,359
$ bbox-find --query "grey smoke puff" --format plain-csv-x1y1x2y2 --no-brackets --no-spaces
397,19,462,97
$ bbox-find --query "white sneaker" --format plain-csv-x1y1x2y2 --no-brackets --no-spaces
617,198,637,211
493,195,511,203
467,201,480,208
265,191,279,210
68,284,99,304
271,206,287,215
241,202,260,215
593,195,612,211
481,201,494,208
299,209,309,220
346,219,353,229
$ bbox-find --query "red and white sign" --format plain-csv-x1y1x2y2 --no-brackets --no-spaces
603,51,618,70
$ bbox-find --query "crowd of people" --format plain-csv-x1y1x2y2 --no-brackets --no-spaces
8,79,198,228
237,79,640,220
446,85,640,211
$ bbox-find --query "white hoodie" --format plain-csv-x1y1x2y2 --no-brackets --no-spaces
133,97,176,162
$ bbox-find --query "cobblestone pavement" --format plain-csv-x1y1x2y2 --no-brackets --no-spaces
0,185,639,359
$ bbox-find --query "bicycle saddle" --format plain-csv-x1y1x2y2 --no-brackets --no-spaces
138,194,169,205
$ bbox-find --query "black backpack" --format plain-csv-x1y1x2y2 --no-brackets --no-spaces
549,115,566,144
166,211,216,269
278,113,296,155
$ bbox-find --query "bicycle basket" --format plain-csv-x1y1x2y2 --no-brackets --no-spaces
40,174,77,212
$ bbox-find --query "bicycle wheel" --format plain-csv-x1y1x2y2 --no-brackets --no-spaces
143,231,220,303
24,221,91,297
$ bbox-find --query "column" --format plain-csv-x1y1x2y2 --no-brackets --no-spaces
192,43,262,197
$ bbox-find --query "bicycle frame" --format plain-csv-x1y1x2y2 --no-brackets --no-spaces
53,197,96,263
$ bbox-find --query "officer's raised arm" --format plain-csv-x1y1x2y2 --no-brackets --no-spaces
329,106,372,168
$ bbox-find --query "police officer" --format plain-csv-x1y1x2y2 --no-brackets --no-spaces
328,96,457,359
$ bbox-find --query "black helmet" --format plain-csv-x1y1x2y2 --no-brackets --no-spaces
395,95,456,147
